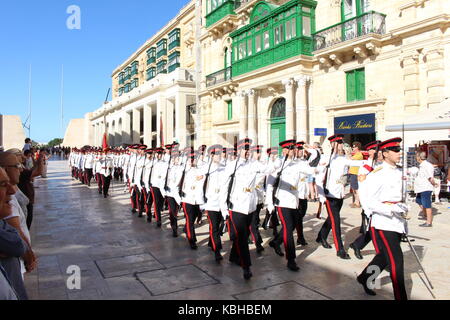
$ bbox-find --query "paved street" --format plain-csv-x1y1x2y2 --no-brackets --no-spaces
24,160,450,300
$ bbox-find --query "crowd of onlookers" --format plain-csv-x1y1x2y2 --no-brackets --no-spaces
0,138,48,299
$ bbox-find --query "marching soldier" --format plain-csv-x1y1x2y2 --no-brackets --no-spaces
163,149,183,237
220,138,266,280
99,148,114,198
94,149,103,194
83,148,94,186
316,134,364,260
294,141,310,246
266,140,316,271
201,145,226,262
249,145,265,253
179,149,205,249
135,145,148,218
142,149,155,223
349,140,382,259
356,138,408,300
150,147,167,228
128,145,139,213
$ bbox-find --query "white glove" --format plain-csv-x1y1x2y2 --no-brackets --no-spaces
267,204,275,214
221,210,228,220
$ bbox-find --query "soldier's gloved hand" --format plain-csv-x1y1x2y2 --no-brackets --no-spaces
268,204,275,214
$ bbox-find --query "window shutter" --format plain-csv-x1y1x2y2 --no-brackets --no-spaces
346,71,356,102
356,68,365,101
227,101,233,120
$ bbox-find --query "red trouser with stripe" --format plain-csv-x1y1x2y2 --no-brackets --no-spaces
229,211,253,269
166,196,179,231
295,199,308,242
318,197,344,252
358,229,407,300
181,202,201,243
206,210,223,253
274,207,300,261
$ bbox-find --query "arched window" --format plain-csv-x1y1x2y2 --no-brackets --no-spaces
270,98,286,119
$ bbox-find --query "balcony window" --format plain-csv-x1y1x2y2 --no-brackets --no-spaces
130,78,139,90
168,52,180,73
147,47,156,64
156,60,167,74
168,28,180,51
124,83,131,93
146,67,156,80
285,17,296,40
230,1,316,77
118,87,124,96
124,67,131,80
346,68,365,102
131,61,139,77
156,39,167,58
118,72,125,85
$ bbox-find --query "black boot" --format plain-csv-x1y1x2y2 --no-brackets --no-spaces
147,216,152,223
297,237,308,246
350,243,363,260
287,260,300,272
138,212,143,218
337,249,351,260
172,229,178,238
215,251,223,263
357,274,376,296
269,240,284,257
156,221,162,228
243,267,253,280
316,236,332,249
256,243,265,254
131,208,136,214
189,241,198,250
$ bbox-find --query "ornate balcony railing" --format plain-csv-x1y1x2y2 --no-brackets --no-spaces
313,11,386,52
206,67,232,87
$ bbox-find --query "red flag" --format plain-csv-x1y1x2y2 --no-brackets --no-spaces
160,115,164,147
102,133,108,150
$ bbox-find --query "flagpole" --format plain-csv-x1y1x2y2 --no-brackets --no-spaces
60,65,64,140
28,64,32,138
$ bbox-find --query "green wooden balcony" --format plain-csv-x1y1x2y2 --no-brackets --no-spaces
147,57,156,65
168,63,180,73
168,39,180,51
206,67,232,87
313,11,386,52
206,0,240,28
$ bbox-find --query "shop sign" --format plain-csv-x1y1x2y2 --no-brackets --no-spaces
334,113,376,134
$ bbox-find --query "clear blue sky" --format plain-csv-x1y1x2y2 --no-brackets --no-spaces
0,0,189,143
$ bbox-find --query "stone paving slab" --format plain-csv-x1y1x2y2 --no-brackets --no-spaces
136,264,219,296
233,281,331,300
95,253,164,278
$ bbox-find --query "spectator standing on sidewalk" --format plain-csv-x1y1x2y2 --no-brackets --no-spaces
22,138,32,152
432,163,443,204
349,141,363,208
0,167,28,300
414,151,437,227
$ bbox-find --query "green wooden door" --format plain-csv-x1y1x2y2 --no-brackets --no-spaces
270,98,286,154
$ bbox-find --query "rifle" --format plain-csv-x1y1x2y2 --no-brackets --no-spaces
164,149,173,192
148,154,156,188
178,153,190,198
202,156,213,203
226,151,241,210
262,153,289,230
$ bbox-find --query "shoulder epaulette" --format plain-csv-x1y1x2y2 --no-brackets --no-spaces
371,167,383,174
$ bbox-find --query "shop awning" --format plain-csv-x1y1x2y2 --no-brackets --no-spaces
386,98,450,132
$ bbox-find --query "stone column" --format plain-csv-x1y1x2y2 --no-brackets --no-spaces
294,75,310,142
282,79,295,140
143,103,153,146
238,90,248,139
122,112,132,144
175,93,187,146
247,89,258,143
132,108,141,144
424,48,445,109
401,53,420,112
